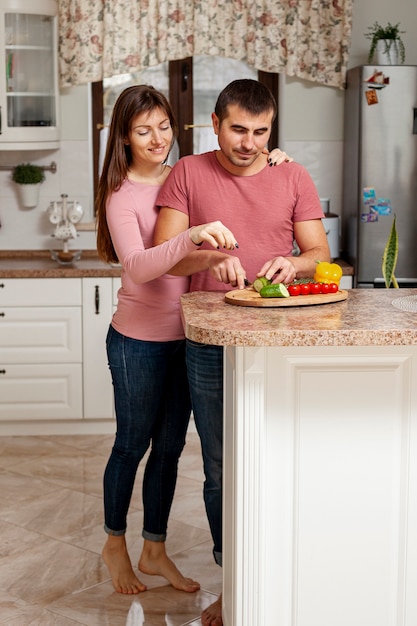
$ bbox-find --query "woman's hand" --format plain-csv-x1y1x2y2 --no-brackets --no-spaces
190,221,238,250
263,148,294,166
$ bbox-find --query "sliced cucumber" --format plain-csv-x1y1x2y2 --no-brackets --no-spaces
253,276,271,292
260,283,290,298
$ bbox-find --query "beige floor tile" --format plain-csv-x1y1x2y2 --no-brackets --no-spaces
39,434,115,456
7,450,109,497
0,432,222,625
0,436,61,469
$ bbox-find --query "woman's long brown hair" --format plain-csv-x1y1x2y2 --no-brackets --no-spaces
96,85,178,264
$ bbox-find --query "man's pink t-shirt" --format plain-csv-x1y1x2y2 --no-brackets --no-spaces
157,151,325,292
106,179,197,341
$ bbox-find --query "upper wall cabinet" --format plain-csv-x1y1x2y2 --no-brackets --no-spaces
0,0,59,149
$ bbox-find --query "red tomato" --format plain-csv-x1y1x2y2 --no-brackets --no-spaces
319,283,330,294
309,282,322,295
288,284,301,296
300,283,311,295
328,283,339,293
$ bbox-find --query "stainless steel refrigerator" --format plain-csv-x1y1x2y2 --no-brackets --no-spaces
342,65,417,287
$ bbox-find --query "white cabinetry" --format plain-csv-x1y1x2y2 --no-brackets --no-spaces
0,277,116,434
82,277,114,420
0,0,59,149
0,278,82,421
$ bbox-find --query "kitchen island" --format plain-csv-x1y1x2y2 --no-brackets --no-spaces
180,289,417,626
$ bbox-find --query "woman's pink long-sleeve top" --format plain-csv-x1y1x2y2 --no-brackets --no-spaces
106,179,196,341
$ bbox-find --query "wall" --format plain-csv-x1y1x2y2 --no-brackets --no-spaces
0,0,416,251
0,84,96,250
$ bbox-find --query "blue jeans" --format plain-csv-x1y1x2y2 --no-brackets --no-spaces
104,325,191,541
186,339,223,566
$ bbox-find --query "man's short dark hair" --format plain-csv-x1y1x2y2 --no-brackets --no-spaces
215,79,277,123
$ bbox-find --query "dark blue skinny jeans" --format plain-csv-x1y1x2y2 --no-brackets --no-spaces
186,339,223,566
103,325,191,542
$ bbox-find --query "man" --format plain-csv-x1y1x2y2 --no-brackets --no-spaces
154,79,329,626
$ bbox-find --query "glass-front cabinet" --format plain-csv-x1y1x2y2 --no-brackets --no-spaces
0,0,59,149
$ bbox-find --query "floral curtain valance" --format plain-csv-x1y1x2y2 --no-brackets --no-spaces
58,1,354,90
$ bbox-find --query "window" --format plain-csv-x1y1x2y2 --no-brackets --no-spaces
91,57,279,200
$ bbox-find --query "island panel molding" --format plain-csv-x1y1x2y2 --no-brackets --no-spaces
223,345,417,626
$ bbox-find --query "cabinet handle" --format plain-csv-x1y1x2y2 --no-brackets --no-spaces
0,369,5,375
0,312,4,317
0,283,4,288
95,285,100,314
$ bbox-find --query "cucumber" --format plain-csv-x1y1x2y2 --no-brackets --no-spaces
253,276,271,292
259,283,290,298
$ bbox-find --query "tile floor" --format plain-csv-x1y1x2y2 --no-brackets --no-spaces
0,429,221,625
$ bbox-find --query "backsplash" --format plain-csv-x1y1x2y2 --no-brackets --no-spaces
284,140,343,220
0,138,342,252
0,139,96,250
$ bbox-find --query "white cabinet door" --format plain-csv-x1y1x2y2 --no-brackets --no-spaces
0,363,82,420
0,277,82,306
82,277,114,420
0,306,82,363
0,0,59,149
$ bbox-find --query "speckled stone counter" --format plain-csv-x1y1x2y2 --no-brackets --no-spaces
0,250,121,278
181,288,417,347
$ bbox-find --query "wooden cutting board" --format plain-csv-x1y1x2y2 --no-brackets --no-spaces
224,287,348,307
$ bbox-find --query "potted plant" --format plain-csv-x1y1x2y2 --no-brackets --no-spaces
382,215,399,288
12,163,45,208
365,22,405,65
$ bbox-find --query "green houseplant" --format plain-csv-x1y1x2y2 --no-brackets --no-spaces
12,163,45,208
382,216,399,288
365,22,405,65
12,163,45,185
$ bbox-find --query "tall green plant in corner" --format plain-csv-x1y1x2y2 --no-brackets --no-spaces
382,216,399,288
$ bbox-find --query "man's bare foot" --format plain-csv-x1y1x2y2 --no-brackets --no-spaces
201,594,222,626
102,535,146,594
138,539,200,593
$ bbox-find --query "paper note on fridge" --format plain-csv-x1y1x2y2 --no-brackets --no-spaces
372,198,392,215
363,187,376,205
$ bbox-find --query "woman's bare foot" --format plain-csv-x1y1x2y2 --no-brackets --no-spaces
102,535,146,594
138,539,200,593
201,594,223,626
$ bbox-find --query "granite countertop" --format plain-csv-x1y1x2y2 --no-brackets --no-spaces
0,250,121,278
0,252,353,281
180,289,417,347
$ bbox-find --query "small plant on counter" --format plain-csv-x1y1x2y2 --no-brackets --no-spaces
365,21,405,64
12,163,45,185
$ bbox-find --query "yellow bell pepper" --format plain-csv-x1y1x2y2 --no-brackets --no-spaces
313,261,343,285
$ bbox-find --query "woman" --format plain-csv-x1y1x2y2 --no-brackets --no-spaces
96,85,238,595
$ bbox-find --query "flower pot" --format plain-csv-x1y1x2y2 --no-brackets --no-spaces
375,39,401,65
17,183,41,208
